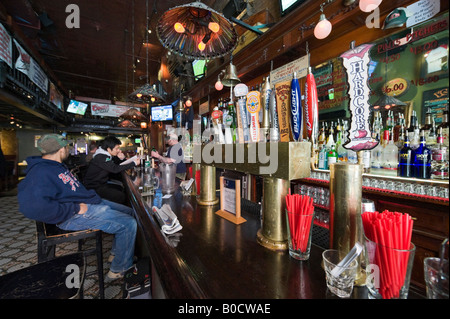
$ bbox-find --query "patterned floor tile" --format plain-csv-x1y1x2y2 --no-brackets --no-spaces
0,195,125,299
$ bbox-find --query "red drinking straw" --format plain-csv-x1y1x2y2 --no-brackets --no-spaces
361,210,414,299
286,194,315,253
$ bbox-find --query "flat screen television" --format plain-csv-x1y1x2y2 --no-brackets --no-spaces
151,105,173,121
67,100,88,115
279,0,306,16
192,59,207,80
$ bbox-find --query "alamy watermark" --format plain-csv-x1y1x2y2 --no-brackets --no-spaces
65,4,80,29
65,264,81,289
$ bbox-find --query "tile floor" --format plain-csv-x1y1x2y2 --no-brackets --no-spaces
0,192,125,299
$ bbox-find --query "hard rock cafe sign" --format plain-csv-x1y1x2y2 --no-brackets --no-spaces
340,43,378,152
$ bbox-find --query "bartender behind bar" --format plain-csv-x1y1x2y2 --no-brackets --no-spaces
151,133,187,180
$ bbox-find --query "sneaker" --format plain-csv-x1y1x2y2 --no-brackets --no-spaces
107,270,124,280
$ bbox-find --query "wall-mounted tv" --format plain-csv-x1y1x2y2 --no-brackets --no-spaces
67,100,88,115
279,0,306,16
151,105,173,121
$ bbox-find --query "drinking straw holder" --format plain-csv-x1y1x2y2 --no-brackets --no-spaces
362,210,415,299
285,194,315,260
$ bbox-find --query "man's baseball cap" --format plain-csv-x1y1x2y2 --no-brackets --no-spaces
37,134,68,154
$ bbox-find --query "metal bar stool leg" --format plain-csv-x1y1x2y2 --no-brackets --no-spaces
96,231,105,299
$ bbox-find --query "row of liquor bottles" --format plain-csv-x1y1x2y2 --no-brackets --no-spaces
316,108,449,180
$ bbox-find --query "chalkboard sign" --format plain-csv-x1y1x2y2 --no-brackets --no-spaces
422,87,448,125
216,176,246,225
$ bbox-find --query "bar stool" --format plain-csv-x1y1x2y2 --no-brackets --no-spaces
35,221,105,299
0,252,86,299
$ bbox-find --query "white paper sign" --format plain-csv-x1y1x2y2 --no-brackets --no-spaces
270,55,309,85
406,0,440,27
222,178,237,215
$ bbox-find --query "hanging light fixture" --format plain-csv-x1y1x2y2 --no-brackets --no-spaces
314,4,332,40
129,0,165,104
372,94,406,110
215,74,224,91
156,1,238,60
359,0,382,12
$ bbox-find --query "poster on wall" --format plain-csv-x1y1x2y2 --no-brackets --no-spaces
13,39,48,93
0,23,12,68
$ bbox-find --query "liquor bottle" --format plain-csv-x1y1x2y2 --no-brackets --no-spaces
437,108,449,149
408,110,420,150
398,135,414,178
318,144,328,170
381,130,398,176
370,134,383,175
431,128,449,180
336,129,347,162
393,113,405,143
363,150,371,173
325,125,335,152
382,110,394,145
327,144,338,168
413,130,432,179
318,124,326,148
421,108,433,140
426,118,437,149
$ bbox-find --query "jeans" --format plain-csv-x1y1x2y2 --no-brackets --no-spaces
58,199,137,273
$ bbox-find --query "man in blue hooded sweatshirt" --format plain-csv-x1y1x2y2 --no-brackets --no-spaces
18,134,136,279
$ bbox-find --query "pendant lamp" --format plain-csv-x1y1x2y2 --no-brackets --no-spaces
156,1,238,60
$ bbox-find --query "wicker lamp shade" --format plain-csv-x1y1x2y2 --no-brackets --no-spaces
156,2,238,60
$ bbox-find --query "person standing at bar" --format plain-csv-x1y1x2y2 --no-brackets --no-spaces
17,134,137,279
151,133,187,180
84,136,139,204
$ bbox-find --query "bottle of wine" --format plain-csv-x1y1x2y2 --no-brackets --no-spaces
413,130,432,179
431,128,449,180
398,135,414,178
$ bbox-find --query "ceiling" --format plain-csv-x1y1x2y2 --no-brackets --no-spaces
1,0,223,103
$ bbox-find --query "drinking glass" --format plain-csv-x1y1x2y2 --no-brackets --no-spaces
365,237,416,299
286,209,315,261
322,249,358,298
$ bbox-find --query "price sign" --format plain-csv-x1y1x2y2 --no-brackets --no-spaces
383,78,409,97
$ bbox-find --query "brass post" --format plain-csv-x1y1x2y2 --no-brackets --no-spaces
329,162,365,285
197,165,219,205
191,163,201,195
256,177,289,250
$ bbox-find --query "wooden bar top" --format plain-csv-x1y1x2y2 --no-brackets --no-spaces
123,170,423,299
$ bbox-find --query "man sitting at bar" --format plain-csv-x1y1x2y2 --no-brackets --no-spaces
83,136,139,204
151,133,187,180
18,134,137,279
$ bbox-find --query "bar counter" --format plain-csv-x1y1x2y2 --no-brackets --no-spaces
123,169,424,299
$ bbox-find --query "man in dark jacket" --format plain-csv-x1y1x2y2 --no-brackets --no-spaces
18,134,137,279
83,136,139,204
